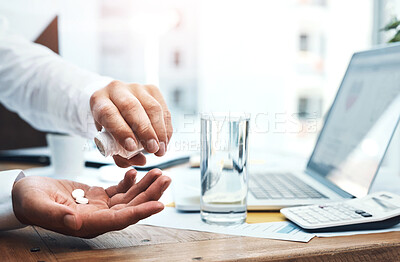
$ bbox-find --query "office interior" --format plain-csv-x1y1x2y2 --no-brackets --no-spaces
1,0,399,188
0,1,399,187
1,1,400,260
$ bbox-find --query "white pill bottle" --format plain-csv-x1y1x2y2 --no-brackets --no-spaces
94,128,144,159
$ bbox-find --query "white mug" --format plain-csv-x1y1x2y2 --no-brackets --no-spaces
46,133,85,180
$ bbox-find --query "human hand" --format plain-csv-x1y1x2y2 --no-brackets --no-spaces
12,169,170,238
90,81,173,167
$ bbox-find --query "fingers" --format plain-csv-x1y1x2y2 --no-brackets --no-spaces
115,201,164,226
127,175,171,207
91,81,173,159
94,121,102,132
109,87,159,154
113,153,146,168
108,168,162,206
134,88,167,157
144,85,173,145
82,201,164,237
105,169,137,197
90,91,138,151
123,169,163,202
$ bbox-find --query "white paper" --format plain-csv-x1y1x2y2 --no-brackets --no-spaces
139,207,315,242
315,223,400,237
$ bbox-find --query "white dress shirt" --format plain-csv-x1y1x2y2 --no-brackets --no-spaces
0,16,113,230
0,170,25,230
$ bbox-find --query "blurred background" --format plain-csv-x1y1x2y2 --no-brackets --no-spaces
0,0,399,169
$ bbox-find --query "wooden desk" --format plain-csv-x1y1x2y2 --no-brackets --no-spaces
2,224,400,261
1,163,400,261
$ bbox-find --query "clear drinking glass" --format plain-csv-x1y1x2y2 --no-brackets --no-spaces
200,113,250,225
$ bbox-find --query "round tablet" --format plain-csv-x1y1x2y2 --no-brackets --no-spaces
72,189,85,199
75,197,89,205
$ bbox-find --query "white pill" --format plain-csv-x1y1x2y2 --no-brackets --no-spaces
72,189,85,199
75,197,89,204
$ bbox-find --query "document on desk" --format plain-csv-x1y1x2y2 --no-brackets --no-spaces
139,207,315,242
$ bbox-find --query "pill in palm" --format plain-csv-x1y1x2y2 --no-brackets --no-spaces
75,197,89,204
72,189,85,199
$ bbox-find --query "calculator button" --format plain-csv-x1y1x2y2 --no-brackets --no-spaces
305,218,318,224
338,214,351,220
315,216,330,222
296,212,307,217
360,212,372,217
355,210,365,214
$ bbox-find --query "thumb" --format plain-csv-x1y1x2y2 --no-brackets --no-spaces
29,197,82,232
63,214,82,231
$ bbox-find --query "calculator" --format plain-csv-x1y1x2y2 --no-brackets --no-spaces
280,191,400,232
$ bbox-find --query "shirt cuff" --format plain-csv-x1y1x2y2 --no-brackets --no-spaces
0,170,26,231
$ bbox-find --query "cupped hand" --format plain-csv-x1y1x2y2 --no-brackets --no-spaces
12,169,170,238
90,81,173,167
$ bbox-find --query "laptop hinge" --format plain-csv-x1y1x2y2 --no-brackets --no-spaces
305,169,355,199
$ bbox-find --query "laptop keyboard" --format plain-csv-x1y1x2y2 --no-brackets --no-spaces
249,172,327,199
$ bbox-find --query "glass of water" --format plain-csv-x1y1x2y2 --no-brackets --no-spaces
200,112,250,225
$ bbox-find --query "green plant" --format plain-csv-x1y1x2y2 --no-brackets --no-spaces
382,17,400,43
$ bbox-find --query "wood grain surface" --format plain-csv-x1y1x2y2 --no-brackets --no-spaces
2,225,400,262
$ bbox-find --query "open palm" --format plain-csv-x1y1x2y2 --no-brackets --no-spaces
12,168,170,238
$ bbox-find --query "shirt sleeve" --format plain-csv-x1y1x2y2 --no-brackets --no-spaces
0,170,26,231
0,30,113,139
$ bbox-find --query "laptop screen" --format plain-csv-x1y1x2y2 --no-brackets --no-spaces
307,44,400,198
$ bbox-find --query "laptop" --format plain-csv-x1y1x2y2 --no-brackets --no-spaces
173,44,400,211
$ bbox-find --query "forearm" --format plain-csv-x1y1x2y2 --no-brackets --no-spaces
0,32,112,138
